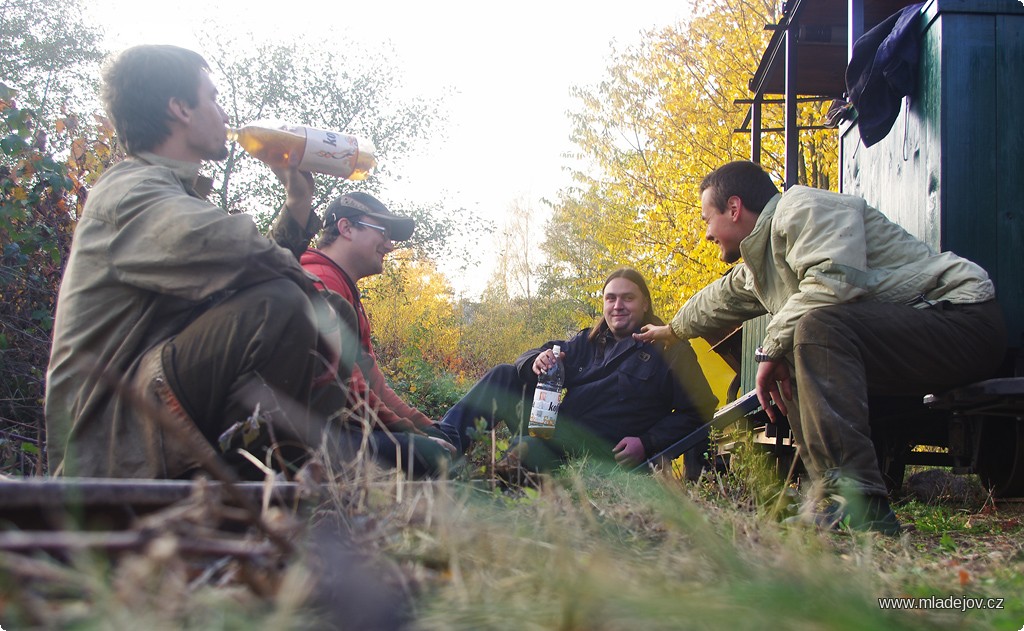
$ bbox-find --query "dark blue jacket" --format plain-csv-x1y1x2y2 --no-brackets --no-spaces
513,327,718,456
845,2,925,147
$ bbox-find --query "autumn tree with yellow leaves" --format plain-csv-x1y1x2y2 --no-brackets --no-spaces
547,0,839,314
366,0,845,412
361,204,585,419
1,0,847,466
359,252,467,418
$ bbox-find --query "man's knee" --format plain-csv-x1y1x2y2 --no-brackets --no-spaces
239,279,317,335
438,364,524,452
476,364,526,414
164,278,320,401
487,364,520,382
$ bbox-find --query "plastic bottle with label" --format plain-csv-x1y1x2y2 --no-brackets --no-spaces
228,120,377,180
528,345,564,439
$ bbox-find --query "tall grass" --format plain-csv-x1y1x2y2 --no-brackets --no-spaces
1,437,1021,629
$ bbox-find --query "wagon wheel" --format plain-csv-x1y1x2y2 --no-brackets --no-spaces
976,419,1024,498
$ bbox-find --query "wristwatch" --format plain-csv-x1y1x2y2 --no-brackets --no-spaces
754,347,775,363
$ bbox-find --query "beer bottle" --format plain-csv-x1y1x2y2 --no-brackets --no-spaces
528,345,565,439
228,120,377,180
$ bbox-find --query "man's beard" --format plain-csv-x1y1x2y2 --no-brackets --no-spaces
208,142,230,161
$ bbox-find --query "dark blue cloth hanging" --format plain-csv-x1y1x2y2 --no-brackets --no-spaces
845,2,926,148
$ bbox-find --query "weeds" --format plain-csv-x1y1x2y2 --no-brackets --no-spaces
1,440,1022,629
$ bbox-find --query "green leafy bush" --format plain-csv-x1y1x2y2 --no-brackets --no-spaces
383,348,468,420
0,83,77,474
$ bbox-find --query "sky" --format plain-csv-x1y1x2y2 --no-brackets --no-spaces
87,0,694,298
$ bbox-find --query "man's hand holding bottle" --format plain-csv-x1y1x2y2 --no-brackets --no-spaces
532,348,563,375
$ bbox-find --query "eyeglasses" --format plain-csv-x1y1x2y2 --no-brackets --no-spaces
355,220,392,241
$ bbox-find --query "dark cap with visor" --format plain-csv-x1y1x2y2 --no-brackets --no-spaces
323,192,415,242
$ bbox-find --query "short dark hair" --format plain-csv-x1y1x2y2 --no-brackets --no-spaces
588,267,664,342
317,220,344,249
317,212,367,248
699,161,780,215
102,45,210,155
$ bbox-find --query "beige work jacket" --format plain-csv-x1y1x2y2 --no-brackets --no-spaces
671,186,996,358
45,152,315,477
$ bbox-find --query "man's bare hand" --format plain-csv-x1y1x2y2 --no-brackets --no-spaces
532,348,563,375
633,323,678,345
612,436,645,467
754,359,792,422
429,436,458,456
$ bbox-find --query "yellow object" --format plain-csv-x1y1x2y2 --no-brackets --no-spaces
689,336,736,410
671,337,736,476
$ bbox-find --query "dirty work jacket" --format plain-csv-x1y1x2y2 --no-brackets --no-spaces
514,328,718,457
45,152,317,477
300,249,434,432
670,186,996,358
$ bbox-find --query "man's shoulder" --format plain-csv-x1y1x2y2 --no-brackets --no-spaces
301,250,354,298
299,249,331,267
84,158,194,220
772,187,868,236
100,157,208,206
781,185,838,200
98,156,182,184
779,186,865,213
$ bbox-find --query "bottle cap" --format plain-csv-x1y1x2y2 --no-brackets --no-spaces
552,345,561,357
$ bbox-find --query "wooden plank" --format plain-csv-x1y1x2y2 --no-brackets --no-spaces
0,530,279,558
0,478,310,532
0,478,302,509
838,4,942,248
937,12,999,274
932,0,1024,15
740,315,770,393
995,13,1024,347
785,26,800,187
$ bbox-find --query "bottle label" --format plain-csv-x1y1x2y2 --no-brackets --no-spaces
528,387,561,431
299,127,359,178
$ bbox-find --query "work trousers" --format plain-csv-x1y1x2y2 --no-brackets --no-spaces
438,364,707,477
160,279,449,478
438,364,566,471
788,299,1006,497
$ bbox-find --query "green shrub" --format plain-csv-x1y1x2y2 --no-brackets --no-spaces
0,83,76,474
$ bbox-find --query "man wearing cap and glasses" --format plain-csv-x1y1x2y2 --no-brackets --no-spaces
301,192,457,476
